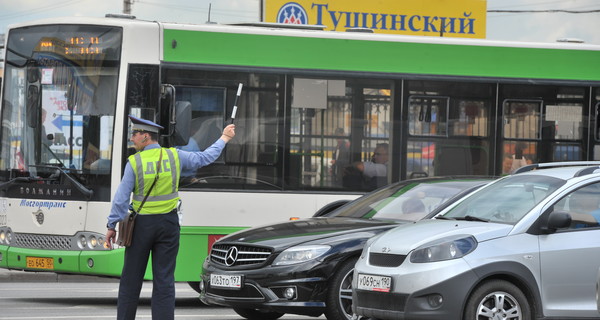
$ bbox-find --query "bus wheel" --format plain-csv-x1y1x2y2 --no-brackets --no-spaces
233,308,284,320
324,258,357,320
463,280,531,320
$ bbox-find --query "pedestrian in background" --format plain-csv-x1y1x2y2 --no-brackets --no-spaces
105,115,236,320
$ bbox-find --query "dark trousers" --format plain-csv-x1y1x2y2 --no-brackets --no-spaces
117,210,180,320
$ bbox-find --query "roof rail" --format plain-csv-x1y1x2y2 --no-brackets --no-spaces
513,161,600,175
574,166,600,177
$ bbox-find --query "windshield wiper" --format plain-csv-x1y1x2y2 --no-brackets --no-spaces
31,164,94,199
454,215,490,222
434,215,454,220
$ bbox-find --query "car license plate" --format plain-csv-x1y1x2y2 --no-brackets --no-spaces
210,274,242,289
26,256,54,270
357,273,391,292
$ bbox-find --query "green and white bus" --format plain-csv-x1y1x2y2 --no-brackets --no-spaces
0,15,599,287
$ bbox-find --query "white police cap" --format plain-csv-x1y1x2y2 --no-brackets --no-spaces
128,115,164,133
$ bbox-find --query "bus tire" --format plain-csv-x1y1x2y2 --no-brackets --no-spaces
233,308,284,320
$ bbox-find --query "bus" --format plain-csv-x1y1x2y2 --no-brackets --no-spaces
0,16,599,287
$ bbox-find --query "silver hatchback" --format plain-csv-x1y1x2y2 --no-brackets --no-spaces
353,162,600,320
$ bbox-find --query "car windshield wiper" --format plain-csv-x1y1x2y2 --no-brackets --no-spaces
434,215,454,220
454,215,490,222
30,164,94,199
0,176,45,190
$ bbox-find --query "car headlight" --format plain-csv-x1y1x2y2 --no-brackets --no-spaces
410,235,477,263
272,245,331,266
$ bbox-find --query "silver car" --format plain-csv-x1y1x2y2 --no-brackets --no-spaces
353,162,600,320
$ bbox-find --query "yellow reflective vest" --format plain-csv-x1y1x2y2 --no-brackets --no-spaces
129,147,180,214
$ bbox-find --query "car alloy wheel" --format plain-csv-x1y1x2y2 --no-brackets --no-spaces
464,280,531,320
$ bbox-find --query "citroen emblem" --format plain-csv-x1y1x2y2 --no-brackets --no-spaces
225,246,239,266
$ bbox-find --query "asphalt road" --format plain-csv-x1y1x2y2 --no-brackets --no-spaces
0,268,327,320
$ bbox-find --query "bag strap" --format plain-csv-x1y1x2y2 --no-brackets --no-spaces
132,149,163,217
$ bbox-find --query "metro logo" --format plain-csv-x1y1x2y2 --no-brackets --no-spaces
277,2,308,25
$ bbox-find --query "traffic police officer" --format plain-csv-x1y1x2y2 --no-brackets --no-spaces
105,115,235,320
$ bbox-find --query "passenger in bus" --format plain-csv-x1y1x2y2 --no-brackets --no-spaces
510,142,529,173
105,115,236,320
330,127,351,186
344,143,389,190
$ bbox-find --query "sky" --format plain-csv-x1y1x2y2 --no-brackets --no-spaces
0,0,599,44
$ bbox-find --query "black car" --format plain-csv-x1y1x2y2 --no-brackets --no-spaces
199,176,493,320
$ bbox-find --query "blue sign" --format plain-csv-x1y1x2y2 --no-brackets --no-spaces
52,115,83,128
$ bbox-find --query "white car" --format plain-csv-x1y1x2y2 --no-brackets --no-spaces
353,162,600,320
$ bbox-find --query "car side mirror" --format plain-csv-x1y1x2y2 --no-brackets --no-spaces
543,210,571,233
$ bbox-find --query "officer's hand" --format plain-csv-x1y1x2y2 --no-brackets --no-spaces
221,124,236,142
105,229,116,250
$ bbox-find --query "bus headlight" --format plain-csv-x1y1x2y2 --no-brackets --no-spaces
0,228,13,245
72,232,111,251
78,235,87,249
88,236,98,249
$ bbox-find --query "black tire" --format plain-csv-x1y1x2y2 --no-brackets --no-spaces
324,258,357,320
188,281,201,293
233,307,284,320
464,280,531,320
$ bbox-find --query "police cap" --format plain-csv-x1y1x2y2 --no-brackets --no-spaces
128,115,164,133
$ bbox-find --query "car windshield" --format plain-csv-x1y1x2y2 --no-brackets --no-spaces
442,174,565,224
331,179,487,222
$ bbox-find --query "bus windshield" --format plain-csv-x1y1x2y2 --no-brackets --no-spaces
1,25,121,192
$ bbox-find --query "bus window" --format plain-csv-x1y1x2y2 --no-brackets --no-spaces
503,100,542,140
290,78,391,191
175,86,226,155
160,67,283,190
408,96,449,136
500,85,588,173
406,80,492,179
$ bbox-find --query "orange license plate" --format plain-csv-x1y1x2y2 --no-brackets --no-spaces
26,256,54,270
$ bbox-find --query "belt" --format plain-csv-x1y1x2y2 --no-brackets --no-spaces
139,209,177,216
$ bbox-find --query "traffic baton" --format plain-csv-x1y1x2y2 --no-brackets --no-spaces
230,83,243,124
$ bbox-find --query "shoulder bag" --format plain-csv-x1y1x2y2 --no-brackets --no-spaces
117,150,163,247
